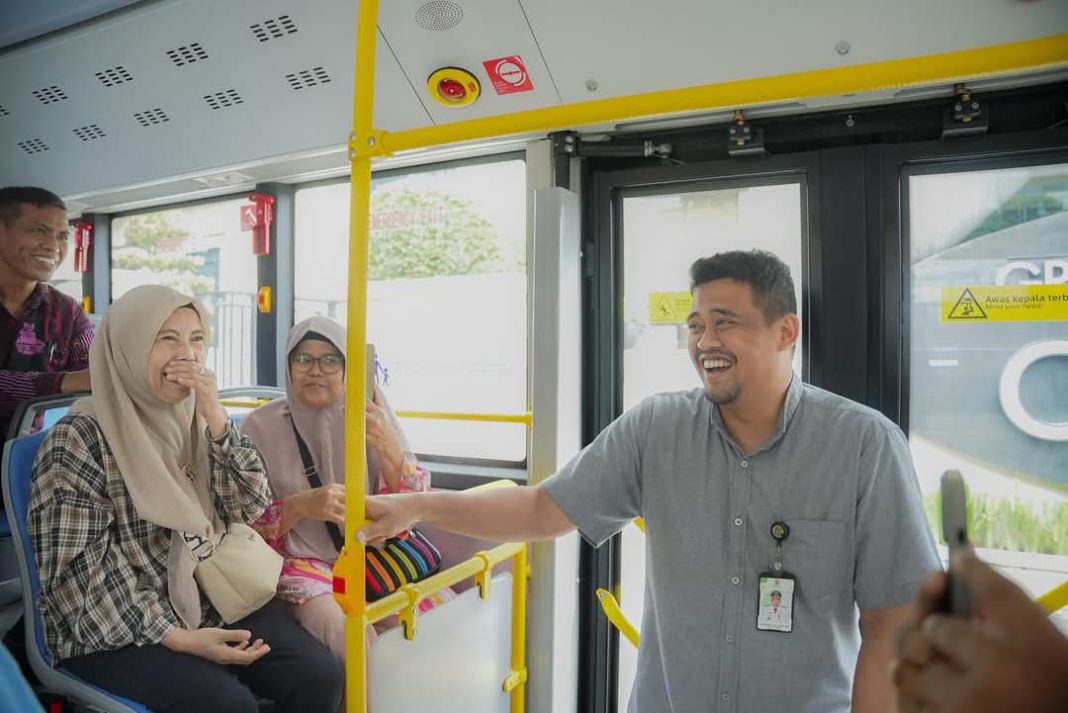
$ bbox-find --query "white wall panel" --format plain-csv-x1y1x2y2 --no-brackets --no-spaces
520,0,1068,103
377,0,561,124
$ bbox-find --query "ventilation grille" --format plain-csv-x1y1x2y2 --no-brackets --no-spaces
95,65,134,87
285,66,331,90
167,42,209,67
204,89,244,110
251,15,298,42
0,105,9,117
416,1,464,31
18,138,49,155
73,124,107,142
32,86,68,105
134,107,170,126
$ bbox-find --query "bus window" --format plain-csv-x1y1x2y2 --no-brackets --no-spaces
294,158,528,464
907,162,1068,599
110,197,259,388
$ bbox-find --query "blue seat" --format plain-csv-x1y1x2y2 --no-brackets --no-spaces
1,431,150,713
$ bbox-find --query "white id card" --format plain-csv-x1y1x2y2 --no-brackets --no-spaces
756,573,795,633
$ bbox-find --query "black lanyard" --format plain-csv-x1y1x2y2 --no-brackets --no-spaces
289,417,345,552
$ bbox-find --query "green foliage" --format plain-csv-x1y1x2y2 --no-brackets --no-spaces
368,189,505,280
113,252,201,273
925,491,1068,555
121,212,189,249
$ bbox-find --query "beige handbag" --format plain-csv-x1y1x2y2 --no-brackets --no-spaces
193,523,283,623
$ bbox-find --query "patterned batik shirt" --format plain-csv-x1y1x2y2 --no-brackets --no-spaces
28,413,271,661
0,283,93,440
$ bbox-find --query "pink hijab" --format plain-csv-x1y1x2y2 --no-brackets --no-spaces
241,316,406,563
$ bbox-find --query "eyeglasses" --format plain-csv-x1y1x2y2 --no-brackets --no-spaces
289,353,344,374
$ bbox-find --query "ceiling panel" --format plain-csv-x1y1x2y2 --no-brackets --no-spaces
521,0,1068,103
0,0,146,49
378,0,562,124
0,0,430,198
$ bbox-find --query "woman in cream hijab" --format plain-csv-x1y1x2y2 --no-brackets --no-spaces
28,286,341,713
244,316,452,667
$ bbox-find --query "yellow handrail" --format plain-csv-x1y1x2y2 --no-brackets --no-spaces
375,34,1068,157
395,410,533,426
596,588,639,648
1038,579,1068,615
219,398,271,409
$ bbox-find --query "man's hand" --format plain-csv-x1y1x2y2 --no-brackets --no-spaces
358,493,421,544
892,548,1068,713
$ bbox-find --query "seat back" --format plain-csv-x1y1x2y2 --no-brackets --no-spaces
1,431,149,713
5,394,82,441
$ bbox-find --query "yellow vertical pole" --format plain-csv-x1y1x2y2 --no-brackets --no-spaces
334,1,379,712
510,547,529,713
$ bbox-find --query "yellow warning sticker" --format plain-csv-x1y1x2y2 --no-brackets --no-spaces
941,285,1068,322
648,291,693,323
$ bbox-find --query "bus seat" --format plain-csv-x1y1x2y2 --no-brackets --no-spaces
1,431,150,713
0,510,21,638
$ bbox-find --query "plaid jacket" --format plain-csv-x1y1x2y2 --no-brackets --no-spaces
28,412,271,661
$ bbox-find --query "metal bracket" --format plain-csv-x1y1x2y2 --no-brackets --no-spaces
348,129,392,160
727,110,767,157
942,84,988,138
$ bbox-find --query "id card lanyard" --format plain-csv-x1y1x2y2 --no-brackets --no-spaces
756,520,796,633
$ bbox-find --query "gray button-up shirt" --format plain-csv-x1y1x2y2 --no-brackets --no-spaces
543,377,941,713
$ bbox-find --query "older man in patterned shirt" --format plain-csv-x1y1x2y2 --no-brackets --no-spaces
0,186,93,442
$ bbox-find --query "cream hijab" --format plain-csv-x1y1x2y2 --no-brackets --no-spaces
72,285,218,628
242,316,409,563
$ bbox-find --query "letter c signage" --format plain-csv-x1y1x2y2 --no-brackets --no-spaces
999,341,1068,442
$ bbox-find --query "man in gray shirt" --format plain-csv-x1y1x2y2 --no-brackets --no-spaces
361,250,941,712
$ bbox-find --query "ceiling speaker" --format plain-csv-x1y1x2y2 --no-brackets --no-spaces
415,1,464,32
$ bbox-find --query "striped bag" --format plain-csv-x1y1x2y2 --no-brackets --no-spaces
364,528,443,601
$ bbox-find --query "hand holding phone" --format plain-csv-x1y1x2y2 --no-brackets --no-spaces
941,469,972,616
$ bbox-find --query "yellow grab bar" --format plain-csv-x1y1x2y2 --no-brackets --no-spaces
1038,579,1068,615
596,588,639,648
219,398,272,408
395,410,532,425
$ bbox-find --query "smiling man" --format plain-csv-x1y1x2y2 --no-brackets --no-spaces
359,249,940,713
0,186,93,442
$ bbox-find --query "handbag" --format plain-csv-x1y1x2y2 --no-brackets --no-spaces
192,522,283,624
289,418,442,602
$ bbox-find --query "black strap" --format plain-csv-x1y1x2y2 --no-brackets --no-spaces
289,417,345,552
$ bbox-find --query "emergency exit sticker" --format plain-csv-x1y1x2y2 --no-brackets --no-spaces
649,291,693,323
239,204,257,231
941,285,1068,322
483,55,534,94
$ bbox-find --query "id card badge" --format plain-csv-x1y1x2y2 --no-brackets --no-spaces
756,572,796,633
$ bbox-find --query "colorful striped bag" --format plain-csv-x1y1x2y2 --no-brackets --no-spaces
364,528,443,601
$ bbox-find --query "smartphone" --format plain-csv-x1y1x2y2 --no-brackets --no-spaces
365,343,376,398
940,469,972,617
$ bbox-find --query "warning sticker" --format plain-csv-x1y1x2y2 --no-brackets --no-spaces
648,291,693,324
941,285,1068,322
482,55,534,95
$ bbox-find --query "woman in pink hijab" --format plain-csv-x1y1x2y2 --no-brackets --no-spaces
244,316,451,668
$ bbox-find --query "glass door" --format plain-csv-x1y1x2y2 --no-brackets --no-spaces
904,159,1068,625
